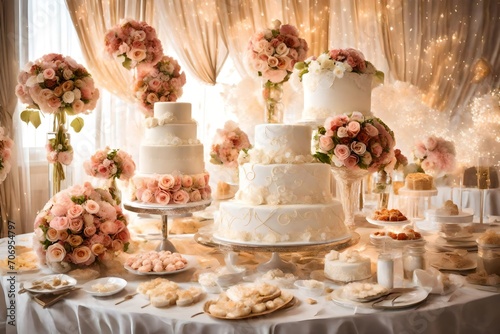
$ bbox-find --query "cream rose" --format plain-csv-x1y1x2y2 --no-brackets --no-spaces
45,228,59,242
71,246,92,264
319,135,334,152
84,199,100,214
67,234,83,247
46,243,66,263
67,204,84,218
158,174,175,190
91,243,105,256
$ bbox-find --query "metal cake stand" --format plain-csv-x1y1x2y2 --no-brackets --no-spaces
123,199,211,252
194,231,360,273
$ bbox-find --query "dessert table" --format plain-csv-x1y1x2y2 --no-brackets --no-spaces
2,223,500,334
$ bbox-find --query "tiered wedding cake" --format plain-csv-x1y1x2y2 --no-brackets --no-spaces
128,102,211,205
214,124,349,244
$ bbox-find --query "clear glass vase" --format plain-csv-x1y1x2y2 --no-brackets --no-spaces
262,81,284,123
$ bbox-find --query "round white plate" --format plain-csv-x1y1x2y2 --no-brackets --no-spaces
430,254,477,271
124,255,196,276
425,210,474,223
331,286,428,310
82,277,127,297
366,217,412,227
438,232,474,241
435,237,477,248
24,274,77,294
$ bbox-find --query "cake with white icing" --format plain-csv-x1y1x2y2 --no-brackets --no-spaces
214,124,348,244
324,250,372,283
128,102,211,205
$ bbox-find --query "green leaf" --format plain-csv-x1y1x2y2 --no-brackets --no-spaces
314,152,331,165
29,110,42,128
20,110,31,125
70,117,84,133
122,58,132,70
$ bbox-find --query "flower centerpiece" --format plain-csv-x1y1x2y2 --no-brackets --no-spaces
104,18,163,70
246,19,308,123
413,135,456,178
0,127,14,184
133,55,186,117
210,121,252,169
33,182,130,273
83,147,136,204
315,112,395,226
15,53,100,195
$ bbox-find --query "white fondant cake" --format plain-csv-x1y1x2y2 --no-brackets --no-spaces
324,250,372,283
215,124,348,244
128,102,211,205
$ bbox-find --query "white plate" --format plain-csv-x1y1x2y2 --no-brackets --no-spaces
82,277,127,297
124,255,196,276
24,274,77,294
331,286,428,310
438,232,474,241
366,217,411,227
425,209,474,223
430,254,477,271
434,237,477,249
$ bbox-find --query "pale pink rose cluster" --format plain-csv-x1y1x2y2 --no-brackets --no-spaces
15,53,99,115
0,127,14,183
84,147,136,181
316,112,395,173
246,19,309,84
131,172,211,205
413,136,456,177
32,182,131,267
133,55,186,117
45,129,73,166
210,121,252,168
104,18,163,70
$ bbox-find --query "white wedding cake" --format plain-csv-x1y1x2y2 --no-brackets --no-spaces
128,102,211,205
214,124,349,244
324,250,372,283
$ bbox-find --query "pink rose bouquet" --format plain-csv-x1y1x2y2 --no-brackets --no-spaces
33,182,130,269
133,55,186,117
0,127,14,184
210,121,252,168
104,18,163,70
315,112,396,173
413,135,456,177
246,19,308,84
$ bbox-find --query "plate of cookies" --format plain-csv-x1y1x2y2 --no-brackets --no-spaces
124,251,195,275
366,209,411,227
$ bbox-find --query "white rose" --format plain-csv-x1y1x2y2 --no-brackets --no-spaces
62,91,75,103
337,127,349,138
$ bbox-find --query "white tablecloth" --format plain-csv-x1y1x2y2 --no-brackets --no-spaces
2,229,500,334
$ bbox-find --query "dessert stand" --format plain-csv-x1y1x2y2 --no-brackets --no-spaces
123,199,211,252
398,188,438,222
195,230,360,273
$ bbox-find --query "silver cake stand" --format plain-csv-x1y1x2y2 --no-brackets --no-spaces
194,231,360,273
123,199,211,252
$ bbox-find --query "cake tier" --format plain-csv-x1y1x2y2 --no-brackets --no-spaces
139,144,205,175
236,163,333,205
302,71,373,121
215,201,348,244
254,124,312,156
153,102,192,122
324,260,371,283
405,173,434,190
143,123,199,145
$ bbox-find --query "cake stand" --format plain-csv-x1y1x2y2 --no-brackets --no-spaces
194,231,360,273
123,199,211,252
398,188,438,221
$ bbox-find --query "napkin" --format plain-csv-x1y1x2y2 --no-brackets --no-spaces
413,268,464,295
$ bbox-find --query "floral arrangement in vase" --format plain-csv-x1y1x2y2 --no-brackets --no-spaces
104,18,163,70
412,135,456,178
315,112,396,173
83,147,136,204
294,48,384,82
15,53,100,194
133,55,186,117
210,121,252,169
246,19,309,123
0,127,14,183
33,182,130,273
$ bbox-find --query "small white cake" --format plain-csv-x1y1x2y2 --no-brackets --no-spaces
324,250,372,283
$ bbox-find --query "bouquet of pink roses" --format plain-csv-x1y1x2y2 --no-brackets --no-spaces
210,121,252,169
84,147,136,181
246,19,308,84
133,55,186,117
413,135,456,177
0,127,14,184
33,182,130,270
315,112,396,173
104,18,163,70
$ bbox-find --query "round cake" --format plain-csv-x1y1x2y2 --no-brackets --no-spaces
324,249,372,283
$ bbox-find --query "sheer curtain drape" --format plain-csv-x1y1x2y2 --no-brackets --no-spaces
0,0,27,236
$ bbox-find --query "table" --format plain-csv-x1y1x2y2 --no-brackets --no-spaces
2,226,500,334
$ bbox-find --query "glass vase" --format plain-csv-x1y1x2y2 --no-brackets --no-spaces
373,170,392,210
47,128,73,198
262,81,284,123
331,167,369,229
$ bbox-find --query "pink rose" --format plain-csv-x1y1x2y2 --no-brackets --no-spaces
58,230,69,241
424,136,438,151
100,221,119,235
84,200,100,214
263,68,287,84
158,174,175,190
334,144,350,161
49,216,70,231
69,218,83,233
193,174,206,188
141,189,154,202
91,243,105,256
155,190,171,205
67,234,83,247
357,130,371,144
43,68,56,80
46,243,66,263
350,141,367,155
344,154,360,168
350,112,364,122
84,224,97,237
172,190,190,204
324,115,348,132
45,228,59,242
98,201,117,221
319,135,334,152
181,175,193,188
51,203,69,217
189,189,202,202
115,229,130,243
370,142,383,158
337,127,348,138
347,121,361,137
67,204,84,218
71,246,93,264
127,48,147,62
364,123,379,137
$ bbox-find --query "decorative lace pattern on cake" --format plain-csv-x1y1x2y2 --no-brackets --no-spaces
238,147,314,165
129,172,211,204
143,133,200,146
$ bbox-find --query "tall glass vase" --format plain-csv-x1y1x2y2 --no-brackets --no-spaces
262,81,284,123
331,167,369,229
47,123,73,198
